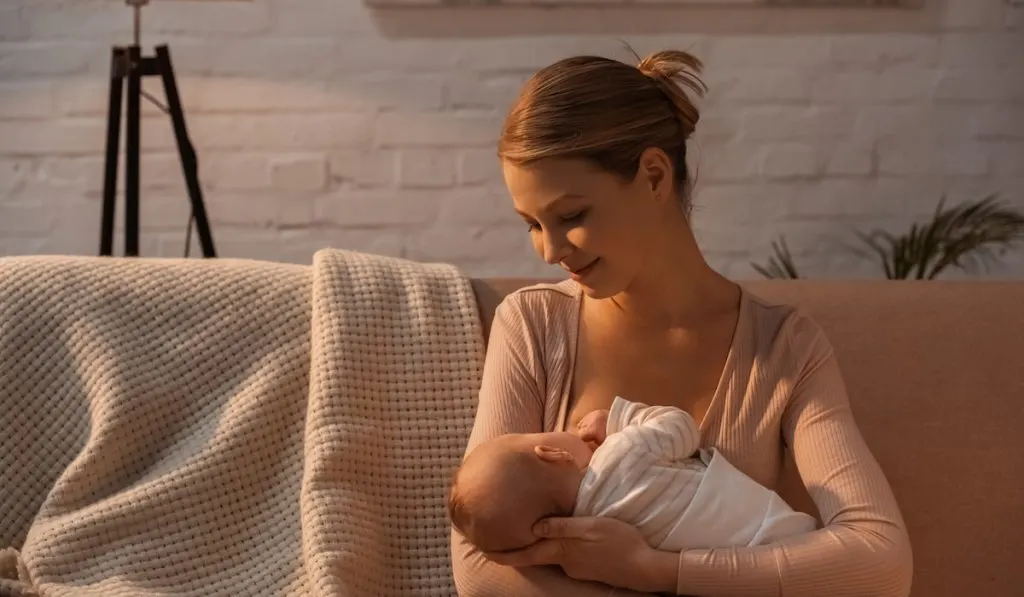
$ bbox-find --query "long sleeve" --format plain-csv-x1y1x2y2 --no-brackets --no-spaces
450,296,653,597
607,396,702,461
673,313,913,597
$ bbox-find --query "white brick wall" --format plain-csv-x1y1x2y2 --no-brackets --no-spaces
1,0,1022,278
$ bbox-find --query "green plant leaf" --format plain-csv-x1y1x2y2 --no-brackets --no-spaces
852,228,898,278
751,236,800,279
751,194,1023,280
922,194,1024,279
852,194,1024,279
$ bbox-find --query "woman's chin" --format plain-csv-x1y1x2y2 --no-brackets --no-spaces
579,284,612,300
576,271,624,300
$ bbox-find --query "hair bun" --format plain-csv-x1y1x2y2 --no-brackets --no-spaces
636,50,707,138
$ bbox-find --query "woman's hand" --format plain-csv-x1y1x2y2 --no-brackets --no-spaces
482,516,678,594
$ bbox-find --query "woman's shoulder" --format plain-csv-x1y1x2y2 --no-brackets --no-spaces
495,278,581,325
740,286,835,372
503,278,580,302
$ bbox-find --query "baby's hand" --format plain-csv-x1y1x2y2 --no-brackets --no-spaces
576,409,609,447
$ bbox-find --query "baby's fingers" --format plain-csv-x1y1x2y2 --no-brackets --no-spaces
576,420,603,441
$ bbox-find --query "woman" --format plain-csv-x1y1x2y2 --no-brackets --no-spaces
450,49,913,597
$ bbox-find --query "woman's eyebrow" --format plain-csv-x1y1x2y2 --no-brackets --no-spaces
515,194,586,218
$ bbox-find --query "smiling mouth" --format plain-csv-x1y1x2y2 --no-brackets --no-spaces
567,259,599,277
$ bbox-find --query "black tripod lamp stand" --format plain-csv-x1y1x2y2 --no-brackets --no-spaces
100,0,216,258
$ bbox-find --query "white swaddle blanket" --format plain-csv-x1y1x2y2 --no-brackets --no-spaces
574,397,817,551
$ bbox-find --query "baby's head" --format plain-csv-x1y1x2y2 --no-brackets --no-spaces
447,431,591,553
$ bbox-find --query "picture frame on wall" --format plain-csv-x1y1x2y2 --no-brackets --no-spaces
363,0,926,7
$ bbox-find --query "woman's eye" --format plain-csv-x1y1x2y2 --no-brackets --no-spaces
561,211,586,224
524,211,586,232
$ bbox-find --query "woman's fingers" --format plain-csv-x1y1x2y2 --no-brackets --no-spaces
482,539,565,567
487,517,663,591
533,516,598,540
481,517,598,568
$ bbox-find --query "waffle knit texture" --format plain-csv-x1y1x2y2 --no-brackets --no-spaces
0,249,484,597
451,280,913,597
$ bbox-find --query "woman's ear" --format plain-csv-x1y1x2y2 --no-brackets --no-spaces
636,147,674,204
534,445,575,463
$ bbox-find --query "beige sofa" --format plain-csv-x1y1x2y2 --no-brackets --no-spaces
472,278,1024,597
1,252,1021,597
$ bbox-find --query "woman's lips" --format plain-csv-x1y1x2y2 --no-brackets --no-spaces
568,259,599,281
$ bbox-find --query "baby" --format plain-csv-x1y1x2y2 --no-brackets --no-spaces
447,396,817,554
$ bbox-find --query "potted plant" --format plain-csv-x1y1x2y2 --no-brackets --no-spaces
751,194,1024,280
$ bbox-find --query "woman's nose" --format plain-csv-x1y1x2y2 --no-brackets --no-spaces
541,231,571,265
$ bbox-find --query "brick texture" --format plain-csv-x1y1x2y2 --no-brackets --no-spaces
1,0,1022,279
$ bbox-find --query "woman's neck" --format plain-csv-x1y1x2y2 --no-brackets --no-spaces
606,224,740,330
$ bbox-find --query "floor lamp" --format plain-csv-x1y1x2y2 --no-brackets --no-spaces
100,0,217,258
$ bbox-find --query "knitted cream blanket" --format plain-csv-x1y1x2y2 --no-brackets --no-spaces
0,249,484,597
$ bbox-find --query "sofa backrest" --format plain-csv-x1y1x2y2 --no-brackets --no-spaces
471,278,1024,597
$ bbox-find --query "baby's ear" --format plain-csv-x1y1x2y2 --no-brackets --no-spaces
533,445,574,463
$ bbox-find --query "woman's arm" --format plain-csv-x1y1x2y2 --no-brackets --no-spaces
672,313,913,597
451,295,654,597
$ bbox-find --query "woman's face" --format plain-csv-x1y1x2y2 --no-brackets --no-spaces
502,152,672,299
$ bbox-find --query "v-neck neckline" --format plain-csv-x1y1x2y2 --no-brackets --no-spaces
555,280,748,434
696,284,746,432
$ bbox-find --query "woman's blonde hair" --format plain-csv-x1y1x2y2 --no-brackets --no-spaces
498,49,707,214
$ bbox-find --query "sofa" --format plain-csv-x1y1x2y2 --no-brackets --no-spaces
1,253,1021,597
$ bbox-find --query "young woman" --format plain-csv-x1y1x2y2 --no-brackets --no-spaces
450,49,912,597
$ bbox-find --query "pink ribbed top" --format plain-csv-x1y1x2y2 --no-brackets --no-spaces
451,279,913,597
